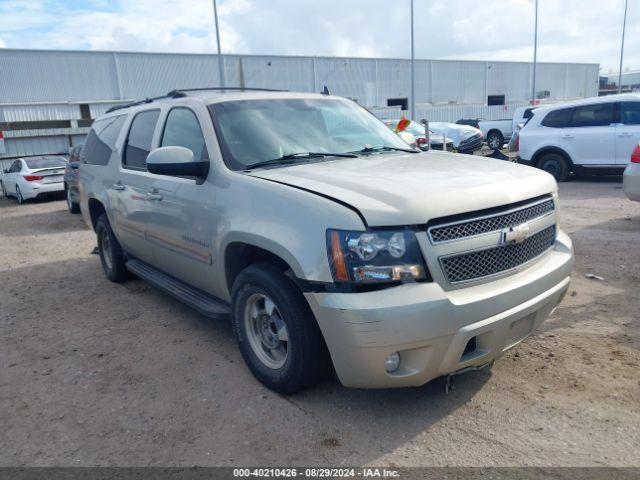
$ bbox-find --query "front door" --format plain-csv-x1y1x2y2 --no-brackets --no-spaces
110,109,161,265
144,107,216,292
616,101,640,165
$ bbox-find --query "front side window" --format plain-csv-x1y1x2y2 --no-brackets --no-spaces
161,108,208,161
621,102,640,125
209,98,411,171
123,109,160,170
541,108,573,128
570,103,616,128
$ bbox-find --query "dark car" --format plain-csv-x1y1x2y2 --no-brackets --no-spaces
64,144,83,213
456,118,482,129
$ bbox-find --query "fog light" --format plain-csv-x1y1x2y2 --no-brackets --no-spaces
384,352,400,373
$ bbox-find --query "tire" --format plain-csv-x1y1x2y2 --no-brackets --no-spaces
0,182,6,198
231,263,329,394
486,131,504,150
15,185,24,204
66,187,80,214
538,152,569,182
96,213,129,282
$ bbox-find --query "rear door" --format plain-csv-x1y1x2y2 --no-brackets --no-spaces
616,101,640,165
111,109,161,264
562,102,616,166
145,106,215,291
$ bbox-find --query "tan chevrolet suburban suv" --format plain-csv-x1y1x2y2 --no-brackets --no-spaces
79,88,574,393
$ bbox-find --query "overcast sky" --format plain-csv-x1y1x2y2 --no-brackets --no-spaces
0,0,636,74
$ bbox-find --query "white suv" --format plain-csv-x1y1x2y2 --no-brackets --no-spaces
518,94,640,181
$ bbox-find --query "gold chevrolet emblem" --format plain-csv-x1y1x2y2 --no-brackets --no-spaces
502,223,531,245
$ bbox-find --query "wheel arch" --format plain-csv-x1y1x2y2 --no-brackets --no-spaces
224,237,306,297
532,146,574,170
87,197,107,231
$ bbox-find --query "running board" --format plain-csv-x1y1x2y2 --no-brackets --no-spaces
125,258,231,319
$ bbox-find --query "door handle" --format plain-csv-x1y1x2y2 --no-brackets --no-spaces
112,182,125,191
146,192,163,201
561,134,574,139
617,132,633,137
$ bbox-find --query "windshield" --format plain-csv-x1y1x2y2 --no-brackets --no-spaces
209,98,412,170
25,157,66,169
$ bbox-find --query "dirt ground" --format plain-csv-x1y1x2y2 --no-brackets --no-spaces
0,179,638,467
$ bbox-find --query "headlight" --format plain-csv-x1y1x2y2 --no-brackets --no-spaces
326,229,429,284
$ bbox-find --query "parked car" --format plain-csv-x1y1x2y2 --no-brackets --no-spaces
1,156,67,203
518,94,640,181
428,122,483,154
623,143,640,201
382,119,454,151
479,106,537,150
64,144,83,213
80,88,573,394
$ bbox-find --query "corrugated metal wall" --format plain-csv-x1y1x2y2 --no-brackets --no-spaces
0,49,600,159
0,49,600,105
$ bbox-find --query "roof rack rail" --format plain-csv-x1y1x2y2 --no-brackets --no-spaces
167,87,288,96
104,87,288,114
104,90,184,113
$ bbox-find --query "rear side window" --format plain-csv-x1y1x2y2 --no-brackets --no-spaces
621,102,640,125
83,115,126,166
523,108,534,119
123,110,160,170
570,103,616,127
161,108,209,161
541,108,573,128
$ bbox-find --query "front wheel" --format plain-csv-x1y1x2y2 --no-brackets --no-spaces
486,131,504,150
538,153,569,182
231,263,329,394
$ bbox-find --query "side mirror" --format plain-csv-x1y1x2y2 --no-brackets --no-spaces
398,131,417,147
147,146,208,178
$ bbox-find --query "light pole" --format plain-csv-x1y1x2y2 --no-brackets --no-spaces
618,0,629,94
410,0,416,120
531,0,538,103
212,0,226,88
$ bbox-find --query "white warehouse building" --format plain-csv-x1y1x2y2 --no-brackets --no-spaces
0,48,600,159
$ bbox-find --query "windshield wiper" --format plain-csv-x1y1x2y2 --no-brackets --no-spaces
350,145,419,154
244,152,357,170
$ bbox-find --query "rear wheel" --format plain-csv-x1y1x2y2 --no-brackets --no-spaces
538,152,569,182
66,187,80,213
486,131,504,150
96,214,128,282
15,185,24,204
231,263,329,394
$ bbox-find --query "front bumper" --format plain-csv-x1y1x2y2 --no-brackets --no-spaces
305,230,573,388
623,163,640,201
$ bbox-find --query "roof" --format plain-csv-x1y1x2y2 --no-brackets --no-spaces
532,93,640,112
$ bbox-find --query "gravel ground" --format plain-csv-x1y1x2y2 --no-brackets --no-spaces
0,179,638,467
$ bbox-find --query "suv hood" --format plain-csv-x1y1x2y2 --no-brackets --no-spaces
248,152,556,226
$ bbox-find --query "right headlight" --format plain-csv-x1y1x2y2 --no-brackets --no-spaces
326,229,430,284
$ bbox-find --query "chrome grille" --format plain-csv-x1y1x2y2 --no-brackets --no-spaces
440,225,556,283
429,198,555,244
